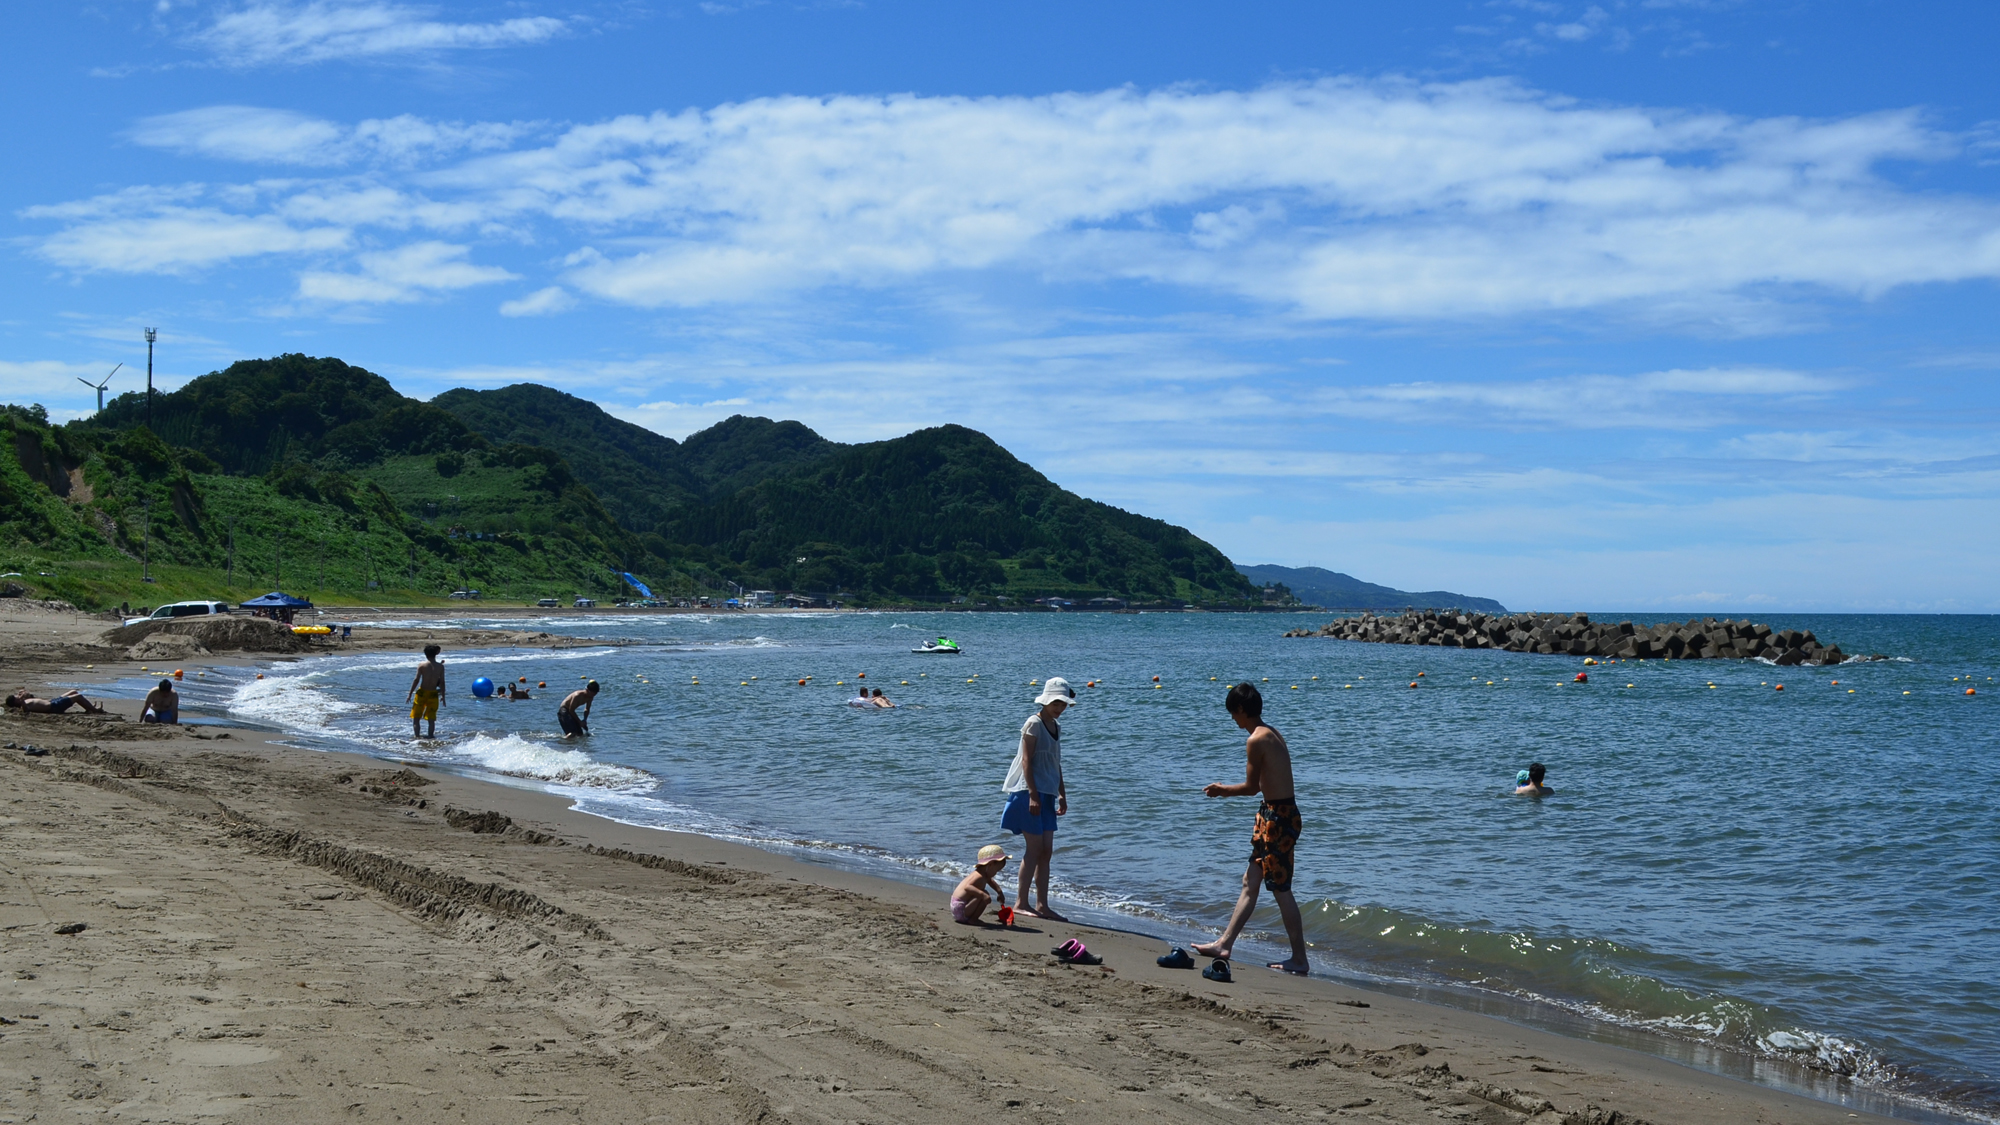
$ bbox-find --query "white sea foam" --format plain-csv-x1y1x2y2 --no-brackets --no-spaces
227,671,364,730
446,734,656,791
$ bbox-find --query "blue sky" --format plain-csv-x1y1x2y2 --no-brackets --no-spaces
5,1,1999,611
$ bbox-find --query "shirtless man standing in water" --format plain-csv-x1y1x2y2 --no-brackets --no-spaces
406,644,445,740
1192,682,1310,977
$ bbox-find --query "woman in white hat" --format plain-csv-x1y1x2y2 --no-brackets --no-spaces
1001,676,1075,921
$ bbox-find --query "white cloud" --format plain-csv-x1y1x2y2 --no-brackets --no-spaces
27,78,2000,320
190,2,566,66
498,285,575,316
130,106,527,166
1305,367,1842,429
297,239,515,302
36,207,349,273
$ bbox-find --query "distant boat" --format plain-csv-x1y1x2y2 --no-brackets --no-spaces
912,637,962,654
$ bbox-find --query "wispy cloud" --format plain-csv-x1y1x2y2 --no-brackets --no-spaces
296,239,515,302
189,2,566,66
24,78,2000,324
497,285,575,316
130,105,529,166
1307,368,1843,429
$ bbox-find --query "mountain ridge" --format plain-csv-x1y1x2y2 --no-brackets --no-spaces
1237,564,1506,614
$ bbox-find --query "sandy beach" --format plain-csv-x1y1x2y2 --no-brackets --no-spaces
0,601,1909,1123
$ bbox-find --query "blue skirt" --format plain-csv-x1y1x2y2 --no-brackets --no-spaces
1001,790,1058,836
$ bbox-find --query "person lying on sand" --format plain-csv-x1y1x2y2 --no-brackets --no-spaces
558,681,598,738
141,679,179,724
1192,682,1310,978
5,688,108,716
407,644,446,740
950,845,1011,925
1514,762,1555,796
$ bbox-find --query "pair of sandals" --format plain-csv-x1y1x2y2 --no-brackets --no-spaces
1052,939,1103,966
1157,945,1232,982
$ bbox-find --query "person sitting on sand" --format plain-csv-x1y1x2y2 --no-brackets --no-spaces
1192,682,1310,979
141,679,179,724
558,681,598,738
950,844,1011,925
871,687,894,708
5,688,108,716
406,644,446,740
1514,762,1555,796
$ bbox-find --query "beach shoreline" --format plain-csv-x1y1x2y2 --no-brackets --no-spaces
0,600,1957,1123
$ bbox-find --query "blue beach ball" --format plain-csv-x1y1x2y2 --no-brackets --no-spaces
471,676,494,698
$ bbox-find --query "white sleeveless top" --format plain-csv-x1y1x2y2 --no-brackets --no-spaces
1002,712,1063,794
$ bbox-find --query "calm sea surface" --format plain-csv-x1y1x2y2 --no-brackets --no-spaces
124,611,1998,1121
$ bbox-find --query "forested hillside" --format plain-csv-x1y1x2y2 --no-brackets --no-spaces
3,357,1258,609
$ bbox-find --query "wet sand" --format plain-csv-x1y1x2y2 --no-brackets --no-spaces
0,600,1910,1124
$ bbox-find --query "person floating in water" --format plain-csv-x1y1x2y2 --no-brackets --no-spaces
407,644,445,739
558,681,598,738
141,679,179,724
1192,682,1310,978
949,844,1011,925
505,682,531,701
871,687,895,708
1514,762,1555,796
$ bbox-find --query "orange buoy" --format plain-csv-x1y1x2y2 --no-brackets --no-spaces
538,681,546,688
1417,672,1426,677
858,672,866,679
1968,688,1977,696
1152,675,1160,682
1775,684,1784,691
1408,681,1419,688
173,669,183,679
519,676,527,683
1574,672,1588,683
256,673,264,679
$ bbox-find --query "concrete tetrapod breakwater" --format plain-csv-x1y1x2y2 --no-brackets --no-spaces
1285,610,1879,666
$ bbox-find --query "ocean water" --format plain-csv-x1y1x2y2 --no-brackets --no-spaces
130,611,1997,1121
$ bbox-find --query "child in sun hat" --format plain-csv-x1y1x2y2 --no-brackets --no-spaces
950,844,1012,925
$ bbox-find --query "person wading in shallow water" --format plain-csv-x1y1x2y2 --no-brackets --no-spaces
1001,677,1075,922
558,681,599,738
406,644,445,740
1193,682,1310,978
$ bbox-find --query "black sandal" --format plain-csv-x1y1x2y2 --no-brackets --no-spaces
1202,958,1232,983
1157,946,1195,969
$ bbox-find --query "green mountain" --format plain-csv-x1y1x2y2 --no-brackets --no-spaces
2,356,1258,609
1236,564,1506,614
436,384,1256,606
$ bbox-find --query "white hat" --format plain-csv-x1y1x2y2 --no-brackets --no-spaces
1035,677,1076,705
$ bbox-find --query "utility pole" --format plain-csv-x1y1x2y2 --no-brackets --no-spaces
409,542,416,586
141,496,152,583
318,535,324,591
275,529,282,591
144,328,157,430
226,517,235,587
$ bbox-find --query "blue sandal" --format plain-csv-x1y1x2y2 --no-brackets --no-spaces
1202,958,1232,983
1157,946,1195,969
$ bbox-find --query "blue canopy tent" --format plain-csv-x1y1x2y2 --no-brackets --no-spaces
241,591,313,609
619,572,653,598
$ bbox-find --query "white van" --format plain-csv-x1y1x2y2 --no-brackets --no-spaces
573,597,597,608
124,600,231,627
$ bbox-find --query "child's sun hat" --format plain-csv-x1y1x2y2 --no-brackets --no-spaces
1034,677,1076,705
1516,769,1532,784
977,844,1011,866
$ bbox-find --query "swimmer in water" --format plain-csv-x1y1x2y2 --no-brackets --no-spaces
1514,762,1554,796
871,687,895,708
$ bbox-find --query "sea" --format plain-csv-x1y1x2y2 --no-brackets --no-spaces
100,610,1999,1122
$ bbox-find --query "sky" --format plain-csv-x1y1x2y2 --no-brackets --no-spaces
4,1,1999,612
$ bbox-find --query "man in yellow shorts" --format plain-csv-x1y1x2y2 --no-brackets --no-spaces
406,643,446,739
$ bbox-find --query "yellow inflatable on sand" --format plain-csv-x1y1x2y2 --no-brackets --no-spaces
292,625,332,635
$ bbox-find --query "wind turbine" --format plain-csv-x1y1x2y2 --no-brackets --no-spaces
78,363,121,415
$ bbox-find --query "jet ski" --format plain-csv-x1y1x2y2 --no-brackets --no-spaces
912,637,962,654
